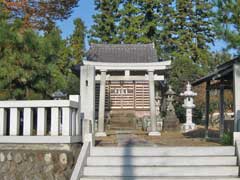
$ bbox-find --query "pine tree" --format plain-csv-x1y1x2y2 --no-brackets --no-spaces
166,0,215,90
155,0,175,58
118,0,142,43
0,18,73,99
90,0,121,43
69,18,86,64
170,0,215,64
2,0,79,31
215,0,240,54
66,18,86,95
118,0,161,44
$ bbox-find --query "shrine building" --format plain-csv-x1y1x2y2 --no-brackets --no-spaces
74,43,171,136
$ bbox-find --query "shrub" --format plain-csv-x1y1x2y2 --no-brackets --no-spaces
220,132,233,145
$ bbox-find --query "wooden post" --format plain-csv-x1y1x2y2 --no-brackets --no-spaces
219,81,225,138
205,81,210,139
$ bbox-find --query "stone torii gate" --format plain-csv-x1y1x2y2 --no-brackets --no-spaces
81,61,171,137
74,43,171,136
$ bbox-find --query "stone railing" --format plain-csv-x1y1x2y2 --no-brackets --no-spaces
0,95,82,143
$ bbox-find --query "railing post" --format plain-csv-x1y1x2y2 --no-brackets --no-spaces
51,107,60,136
72,109,76,136
37,108,47,136
62,107,72,136
0,108,7,135
23,108,33,136
10,108,20,136
76,111,80,136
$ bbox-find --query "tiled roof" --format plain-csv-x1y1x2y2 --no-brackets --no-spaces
86,43,158,63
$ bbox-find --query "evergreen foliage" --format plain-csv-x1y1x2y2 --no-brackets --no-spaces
90,0,122,43
1,0,79,31
69,18,86,64
118,0,161,44
0,9,85,99
215,0,240,54
0,18,68,99
90,0,218,91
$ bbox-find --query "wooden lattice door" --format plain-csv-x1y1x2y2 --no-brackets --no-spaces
107,81,150,110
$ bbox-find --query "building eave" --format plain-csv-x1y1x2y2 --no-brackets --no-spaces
192,57,240,86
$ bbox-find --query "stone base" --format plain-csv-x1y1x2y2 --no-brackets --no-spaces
95,132,107,137
181,123,196,133
148,131,161,136
163,113,179,131
233,132,240,145
0,144,81,180
163,121,179,131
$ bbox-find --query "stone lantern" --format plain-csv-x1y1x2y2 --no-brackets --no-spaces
180,82,197,132
52,90,67,100
163,86,179,130
166,86,176,112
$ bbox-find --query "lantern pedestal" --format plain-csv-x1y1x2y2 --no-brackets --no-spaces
149,131,161,136
181,123,196,133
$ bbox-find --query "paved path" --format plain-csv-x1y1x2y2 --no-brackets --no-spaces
116,133,157,146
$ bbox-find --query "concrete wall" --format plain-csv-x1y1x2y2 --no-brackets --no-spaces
0,144,81,180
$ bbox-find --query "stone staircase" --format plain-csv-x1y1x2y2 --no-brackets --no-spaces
80,146,239,179
108,112,136,131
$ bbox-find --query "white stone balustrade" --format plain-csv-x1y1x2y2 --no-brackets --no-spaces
0,96,82,143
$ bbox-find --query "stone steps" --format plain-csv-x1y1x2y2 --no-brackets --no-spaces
80,146,239,179
87,156,237,166
81,177,240,180
90,146,235,156
83,166,239,177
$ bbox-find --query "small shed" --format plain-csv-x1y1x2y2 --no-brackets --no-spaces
192,57,240,139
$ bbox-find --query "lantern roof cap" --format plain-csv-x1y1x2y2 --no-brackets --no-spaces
166,85,176,95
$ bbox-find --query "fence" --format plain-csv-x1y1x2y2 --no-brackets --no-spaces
0,95,82,143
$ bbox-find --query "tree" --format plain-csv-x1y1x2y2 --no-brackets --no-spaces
66,18,86,95
90,0,121,43
169,0,215,64
154,0,176,58
118,0,161,44
215,0,240,54
165,0,216,92
118,0,142,43
90,0,216,90
1,0,79,31
69,18,86,64
0,18,73,100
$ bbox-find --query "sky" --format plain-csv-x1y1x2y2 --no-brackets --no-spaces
57,1,227,52
57,1,95,49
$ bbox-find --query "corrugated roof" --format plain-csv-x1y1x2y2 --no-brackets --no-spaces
86,43,158,63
